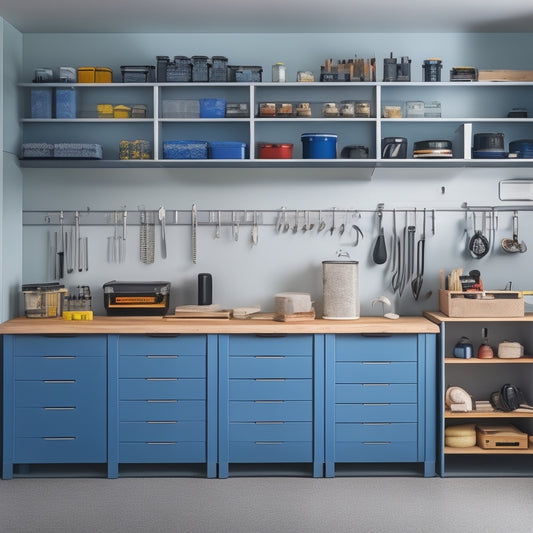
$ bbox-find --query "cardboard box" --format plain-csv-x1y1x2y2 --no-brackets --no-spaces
439,290,524,318
476,424,529,450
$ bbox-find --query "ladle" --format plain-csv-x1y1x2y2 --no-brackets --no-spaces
502,211,527,253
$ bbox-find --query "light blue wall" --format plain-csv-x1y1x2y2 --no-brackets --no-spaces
1,19,23,322
14,32,533,317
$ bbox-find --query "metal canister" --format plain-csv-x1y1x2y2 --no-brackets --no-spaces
322,260,360,319
272,62,286,82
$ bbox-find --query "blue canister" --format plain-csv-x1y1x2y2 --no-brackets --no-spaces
301,133,338,159
31,88,53,118
453,337,473,359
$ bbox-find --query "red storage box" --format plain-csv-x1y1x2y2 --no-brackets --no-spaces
258,143,293,159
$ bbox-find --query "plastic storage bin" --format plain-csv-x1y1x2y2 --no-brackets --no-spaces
210,56,228,82
163,140,208,159
120,65,156,83
22,283,67,318
31,88,53,118
199,98,226,118
191,56,209,82
21,143,54,158
301,133,338,159
78,67,113,83
165,56,192,82
53,143,103,159
228,66,263,82
162,99,200,118
55,88,77,119
209,141,246,159
258,143,293,159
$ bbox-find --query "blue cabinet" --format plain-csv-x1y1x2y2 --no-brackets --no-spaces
2,335,107,479
324,334,437,477
114,334,217,478
218,334,324,478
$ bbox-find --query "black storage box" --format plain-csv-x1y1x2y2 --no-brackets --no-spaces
120,65,156,83
103,280,171,316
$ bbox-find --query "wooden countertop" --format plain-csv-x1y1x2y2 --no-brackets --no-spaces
424,311,533,324
0,315,440,335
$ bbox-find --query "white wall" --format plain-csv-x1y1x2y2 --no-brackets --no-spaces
16,32,533,317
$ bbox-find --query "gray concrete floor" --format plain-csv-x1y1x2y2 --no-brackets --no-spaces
1,476,532,533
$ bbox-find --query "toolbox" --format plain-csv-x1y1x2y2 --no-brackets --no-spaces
103,281,171,316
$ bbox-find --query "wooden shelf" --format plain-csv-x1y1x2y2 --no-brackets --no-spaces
444,357,533,364
445,409,533,419
445,446,533,455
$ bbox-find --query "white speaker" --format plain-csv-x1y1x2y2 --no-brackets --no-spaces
322,260,359,320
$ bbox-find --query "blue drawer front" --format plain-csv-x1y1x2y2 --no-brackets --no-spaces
229,379,311,400
229,400,312,422
230,422,311,441
335,403,418,423
336,362,417,383
120,400,205,421
15,355,105,380
335,441,417,463
119,378,205,400
120,421,205,442
120,355,206,378
119,442,205,463
228,335,313,356
15,378,105,407
228,441,312,463
335,383,417,403
13,335,106,357
229,355,312,379
335,422,417,442
118,335,207,356
15,406,105,437
13,435,106,463
335,335,417,361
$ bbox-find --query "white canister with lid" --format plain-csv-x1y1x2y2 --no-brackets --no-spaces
272,62,286,82
322,260,360,319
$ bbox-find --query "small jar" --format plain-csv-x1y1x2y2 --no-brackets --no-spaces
272,62,286,83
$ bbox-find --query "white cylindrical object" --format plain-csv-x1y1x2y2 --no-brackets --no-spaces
272,62,286,82
322,260,359,319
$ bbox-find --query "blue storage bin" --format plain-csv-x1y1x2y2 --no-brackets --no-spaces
163,140,208,159
55,88,77,119
209,141,247,159
301,133,338,159
31,88,53,119
199,98,226,118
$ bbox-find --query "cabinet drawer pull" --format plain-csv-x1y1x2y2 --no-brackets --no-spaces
362,361,391,365
44,407,76,411
255,378,285,382
255,441,284,445
147,441,177,445
363,422,391,426
43,437,76,441
146,378,178,381
363,441,391,445
255,400,284,404
147,355,179,359
147,421,177,424
147,399,178,403
254,334,287,338
43,380,76,384
146,334,181,338
255,421,284,425
44,355,76,359
254,355,285,359
363,403,390,406
363,383,390,387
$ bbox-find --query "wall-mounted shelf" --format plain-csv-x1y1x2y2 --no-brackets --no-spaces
19,81,533,171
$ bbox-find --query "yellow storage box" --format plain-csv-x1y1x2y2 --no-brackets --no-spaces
78,67,113,83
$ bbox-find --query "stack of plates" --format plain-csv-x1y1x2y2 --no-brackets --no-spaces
413,140,453,158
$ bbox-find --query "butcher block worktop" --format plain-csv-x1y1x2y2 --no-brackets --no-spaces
0,315,439,335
